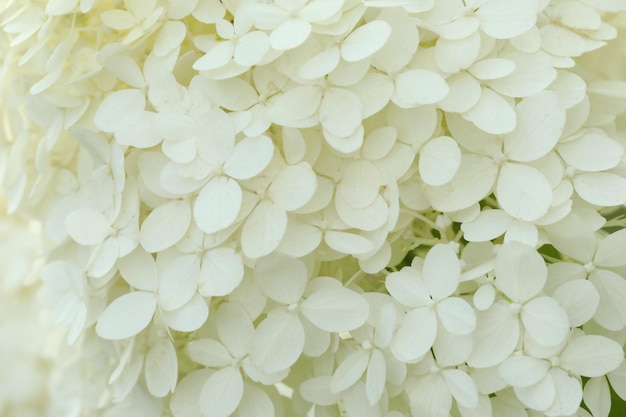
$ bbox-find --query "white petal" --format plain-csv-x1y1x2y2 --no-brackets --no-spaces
423,154,499,213
94,89,145,133
330,349,370,393
241,1,278,25
238,382,275,417
457,394,493,417
255,252,307,304
281,127,306,165
504,91,565,162
152,112,196,143
114,110,162,148
249,312,304,373
362,126,397,161
241,200,287,259
561,335,624,377
489,51,557,98
89,237,120,278
557,1,602,28
299,0,343,21
198,247,244,297
96,291,156,340
319,87,363,137
118,248,159,292
573,172,626,206
270,18,311,50
193,41,234,71
432,14,479,40
159,255,199,311
365,349,386,405
434,32,481,74
140,199,190,253
409,373,452,417
205,79,257,113
521,296,569,347
223,136,274,180
145,338,178,397
504,220,538,246
497,162,552,222
465,88,516,135
419,136,461,186
391,307,437,362
347,379,384,416
301,287,369,332
423,244,461,300
467,58,516,80
170,370,211,417
552,280,599,327
442,369,478,408
473,284,496,311
323,125,364,154
583,376,611,417
513,372,555,411
65,208,111,245
476,0,537,39
193,176,242,234
299,376,342,406
557,133,624,172
338,159,381,209
266,85,322,123
199,367,244,417
467,302,519,368
595,229,626,268
393,69,449,106
324,231,375,255
99,9,136,29
217,302,254,359
549,70,587,109
104,55,145,88
461,209,512,242
277,218,322,257
153,20,186,57
298,46,340,80
352,72,394,118
327,56,370,87
499,355,550,387
547,369,583,417
301,315,330,357
341,20,391,62
608,362,626,404
385,267,432,308
268,162,317,211
187,338,232,368
540,24,586,57
437,297,476,335
590,269,626,331
335,193,388,231
438,72,482,113
544,213,596,262
495,241,547,303
161,294,209,332
372,7,419,72
234,31,270,66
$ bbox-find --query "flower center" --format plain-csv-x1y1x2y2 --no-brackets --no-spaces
583,261,595,273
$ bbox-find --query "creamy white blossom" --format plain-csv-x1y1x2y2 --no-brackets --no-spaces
1,0,626,416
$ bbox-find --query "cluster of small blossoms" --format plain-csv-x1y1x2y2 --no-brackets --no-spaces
2,0,626,416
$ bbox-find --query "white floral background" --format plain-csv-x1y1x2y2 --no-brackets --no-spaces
1,1,626,416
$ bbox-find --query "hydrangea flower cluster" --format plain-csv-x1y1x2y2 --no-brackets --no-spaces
2,0,626,416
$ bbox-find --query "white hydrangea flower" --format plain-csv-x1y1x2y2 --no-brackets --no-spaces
2,0,626,415
386,244,476,362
